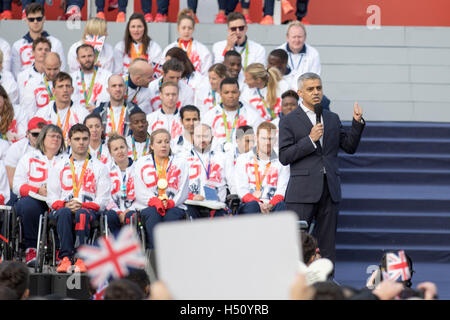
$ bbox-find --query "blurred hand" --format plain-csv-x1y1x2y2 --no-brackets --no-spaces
38,184,47,197
290,273,315,300
193,195,205,201
372,280,403,300
353,102,363,122
226,32,239,50
309,123,324,143
416,282,438,300
149,281,172,300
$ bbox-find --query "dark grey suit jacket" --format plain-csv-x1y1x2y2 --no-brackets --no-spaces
278,106,365,203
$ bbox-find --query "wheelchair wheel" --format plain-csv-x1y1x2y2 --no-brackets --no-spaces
0,206,13,261
35,212,48,273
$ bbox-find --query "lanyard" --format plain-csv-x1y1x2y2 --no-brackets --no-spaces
178,38,193,59
132,135,150,161
110,105,126,135
130,42,147,60
254,156,271,191
80,68,98,107
193,149,211,180
96,144,103,160
236,41,249,69
125,76,141,104
43,75,54,101
221,105,240,143
56,107,71,142
256,88,276,120
70,155,89,198
288,52,304,72
152,154,170,180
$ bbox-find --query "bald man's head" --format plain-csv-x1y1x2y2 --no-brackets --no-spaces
107,74,126,104
129,59,153,87
44,52,62,82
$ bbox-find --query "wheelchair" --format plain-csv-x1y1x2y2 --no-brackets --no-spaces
34,209,109,273
0,205,24,262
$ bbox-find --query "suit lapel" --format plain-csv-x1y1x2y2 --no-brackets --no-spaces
322,110,332,151
296,107,313,134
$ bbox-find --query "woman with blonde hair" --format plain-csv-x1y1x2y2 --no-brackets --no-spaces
67,17,115,73
160,9,212,77
241,63,290,121
195,63,227,116
114,12,162,77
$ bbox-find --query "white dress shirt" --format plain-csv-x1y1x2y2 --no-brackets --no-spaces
299,102,323,148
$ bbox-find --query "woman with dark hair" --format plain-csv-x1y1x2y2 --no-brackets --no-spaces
133,128,189,249
114,13,162,76
161,9,212,76
84,113,111,166
0,85,27,143
13,124,65,267
164,47,207,100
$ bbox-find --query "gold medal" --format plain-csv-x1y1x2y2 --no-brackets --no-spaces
223,142,233,152
157,178,168,190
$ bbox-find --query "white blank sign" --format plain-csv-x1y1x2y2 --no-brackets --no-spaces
154,211,302,300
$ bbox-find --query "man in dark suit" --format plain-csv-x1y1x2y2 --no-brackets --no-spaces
278,72,365,265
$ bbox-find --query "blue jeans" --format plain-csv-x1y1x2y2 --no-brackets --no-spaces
96,0,127,12
21,0,45,12
140,206,185,249
218,0,250,13
14,196,48,249
238,200,286,214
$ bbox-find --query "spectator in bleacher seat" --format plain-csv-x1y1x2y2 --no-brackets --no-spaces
148,58,194,112
11,3,66,77
212,12,265,69
171,105,200,156
0,160,10,205
67,17,114,73
277,21,321,85
84,113,111,166
203,77,263,153
0,50,19,104
21,52,61,115
267,48,297,90
0,261,30,300
70,44,112,113
113,12,162,77
0,38,12,73
133,128,190,250
93,74,142,138
105,133,136,227
235,121,289,214
4,117,47,195
13,124,65,267
162,9,213,77
278,72,365,266
214,0,252,24
124,58,154,114
48,123,111,273
125,109,150,161
241,62,290,121
223,50,245,88
0,84,27,144
163,47,208,101
195,63,227,117
185,123,229,219
147,81,184,142
272,89,299,128
35,72,90,146
16,37,50,101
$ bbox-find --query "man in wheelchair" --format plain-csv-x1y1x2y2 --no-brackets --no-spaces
46,124,110,273
185,123,229,219
234,121,290,214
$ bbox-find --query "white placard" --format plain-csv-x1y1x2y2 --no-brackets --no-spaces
154,211,302,300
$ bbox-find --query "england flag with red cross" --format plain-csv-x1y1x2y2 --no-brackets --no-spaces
77,226,146,288
383,250,411,282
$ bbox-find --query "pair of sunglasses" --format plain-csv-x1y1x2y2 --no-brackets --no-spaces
230,25,245,32
30,132,40,137
28,16,44,22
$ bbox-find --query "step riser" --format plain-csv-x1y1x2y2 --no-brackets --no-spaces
343,123,450,140
336,232,450,246
336,249,450,263
355,141,450,154
339,156,450,170
341,172,450,185
340,199,450,212
338,215,450,230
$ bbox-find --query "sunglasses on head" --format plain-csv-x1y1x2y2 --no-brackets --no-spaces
27,16,44,22
230,26,245,32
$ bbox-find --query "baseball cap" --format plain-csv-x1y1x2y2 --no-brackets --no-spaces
28,117,48,131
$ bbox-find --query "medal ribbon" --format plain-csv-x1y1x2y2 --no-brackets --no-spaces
43,75,54,101
221,105,240,143
257,88,276,120
56,108,71,143
70,155,89,198
194,149,211,181
178,38,193,59
80,67,98,107
110,105,126,135
254,156,271,191
132,135,150,161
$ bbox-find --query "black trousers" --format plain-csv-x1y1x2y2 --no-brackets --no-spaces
286,174,339,266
